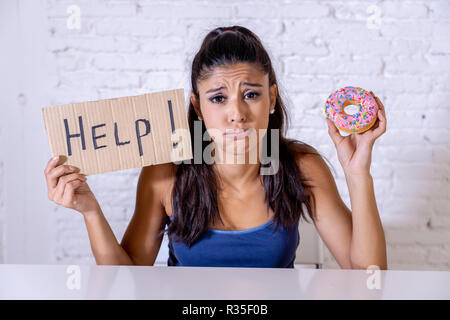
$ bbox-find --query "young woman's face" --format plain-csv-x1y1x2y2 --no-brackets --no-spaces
191,62,277,160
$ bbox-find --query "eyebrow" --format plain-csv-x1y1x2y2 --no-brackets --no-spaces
205,82,263,94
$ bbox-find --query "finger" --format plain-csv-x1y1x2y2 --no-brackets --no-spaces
377,106,385,122
62,179,84,207
326,118,344,147
46,164,78,190
374,96,387,125
370,92,384,111
369,92,386,121
369,111,386,140
52,173,87,203
366,92,386,140
44,156,60,176
370,91,383,111
374,96,386,114
370,122,385,140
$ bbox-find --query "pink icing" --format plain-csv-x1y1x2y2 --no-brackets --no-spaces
324,86,378,133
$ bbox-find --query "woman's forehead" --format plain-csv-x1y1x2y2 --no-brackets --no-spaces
199,63,268,85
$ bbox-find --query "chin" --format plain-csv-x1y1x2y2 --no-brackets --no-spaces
222,139,260,163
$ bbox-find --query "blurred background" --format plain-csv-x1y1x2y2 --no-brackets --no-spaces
0,0,449,270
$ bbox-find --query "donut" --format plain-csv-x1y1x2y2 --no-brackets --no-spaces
324,86,378,134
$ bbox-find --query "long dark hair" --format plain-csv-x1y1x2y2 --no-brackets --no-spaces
166,26,330,247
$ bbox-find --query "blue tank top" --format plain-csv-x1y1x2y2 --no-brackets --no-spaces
167,216,300,268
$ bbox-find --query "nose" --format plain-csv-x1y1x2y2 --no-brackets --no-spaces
228,98,247,123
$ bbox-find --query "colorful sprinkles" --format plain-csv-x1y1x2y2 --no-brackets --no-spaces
324,86,378,133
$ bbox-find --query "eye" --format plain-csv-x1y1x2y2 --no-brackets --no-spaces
209,95,225,104
209,91,261,104
245,91,260,100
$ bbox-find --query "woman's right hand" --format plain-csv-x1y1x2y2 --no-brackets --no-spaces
44,156,100,216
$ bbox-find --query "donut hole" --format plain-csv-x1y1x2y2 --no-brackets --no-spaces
343,102,360,116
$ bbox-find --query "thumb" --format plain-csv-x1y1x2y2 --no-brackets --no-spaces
326,118,344,147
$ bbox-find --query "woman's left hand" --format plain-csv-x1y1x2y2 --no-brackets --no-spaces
326,91,387,176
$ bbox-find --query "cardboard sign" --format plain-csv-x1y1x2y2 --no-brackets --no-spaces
42,89,192,175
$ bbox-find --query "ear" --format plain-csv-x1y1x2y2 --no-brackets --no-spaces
190,92,201,118
269,84,278,110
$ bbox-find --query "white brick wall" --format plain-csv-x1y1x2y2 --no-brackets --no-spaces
1,0,449,270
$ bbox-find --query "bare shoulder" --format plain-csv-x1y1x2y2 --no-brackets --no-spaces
121,162,177,265
141,162,177,182
291,142,346,221
139,162,177,207
291,143,332,188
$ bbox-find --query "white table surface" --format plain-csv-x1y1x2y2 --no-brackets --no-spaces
0,264,449,300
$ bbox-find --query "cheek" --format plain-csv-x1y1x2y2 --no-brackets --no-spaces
253,106,270,126
254,97,270,114
202,113,222,129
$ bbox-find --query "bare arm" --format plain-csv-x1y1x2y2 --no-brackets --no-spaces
346,172,387,270
44,156,134,265
297,152,353,269
84,163,174,266
120,163,175,266
322,91,388,270
297,152,387,270
83,205,135,265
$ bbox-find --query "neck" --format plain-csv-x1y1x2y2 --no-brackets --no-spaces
212,141,262,192
214,162,261,192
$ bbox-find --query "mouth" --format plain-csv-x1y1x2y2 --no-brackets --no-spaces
223,128,251,139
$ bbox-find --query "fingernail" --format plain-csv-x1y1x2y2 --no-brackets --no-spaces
69,166,76,171
53,156,59,162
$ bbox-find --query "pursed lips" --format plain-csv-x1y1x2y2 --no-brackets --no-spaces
223,128,251,139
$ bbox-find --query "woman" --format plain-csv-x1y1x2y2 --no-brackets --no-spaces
44,26,387,269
